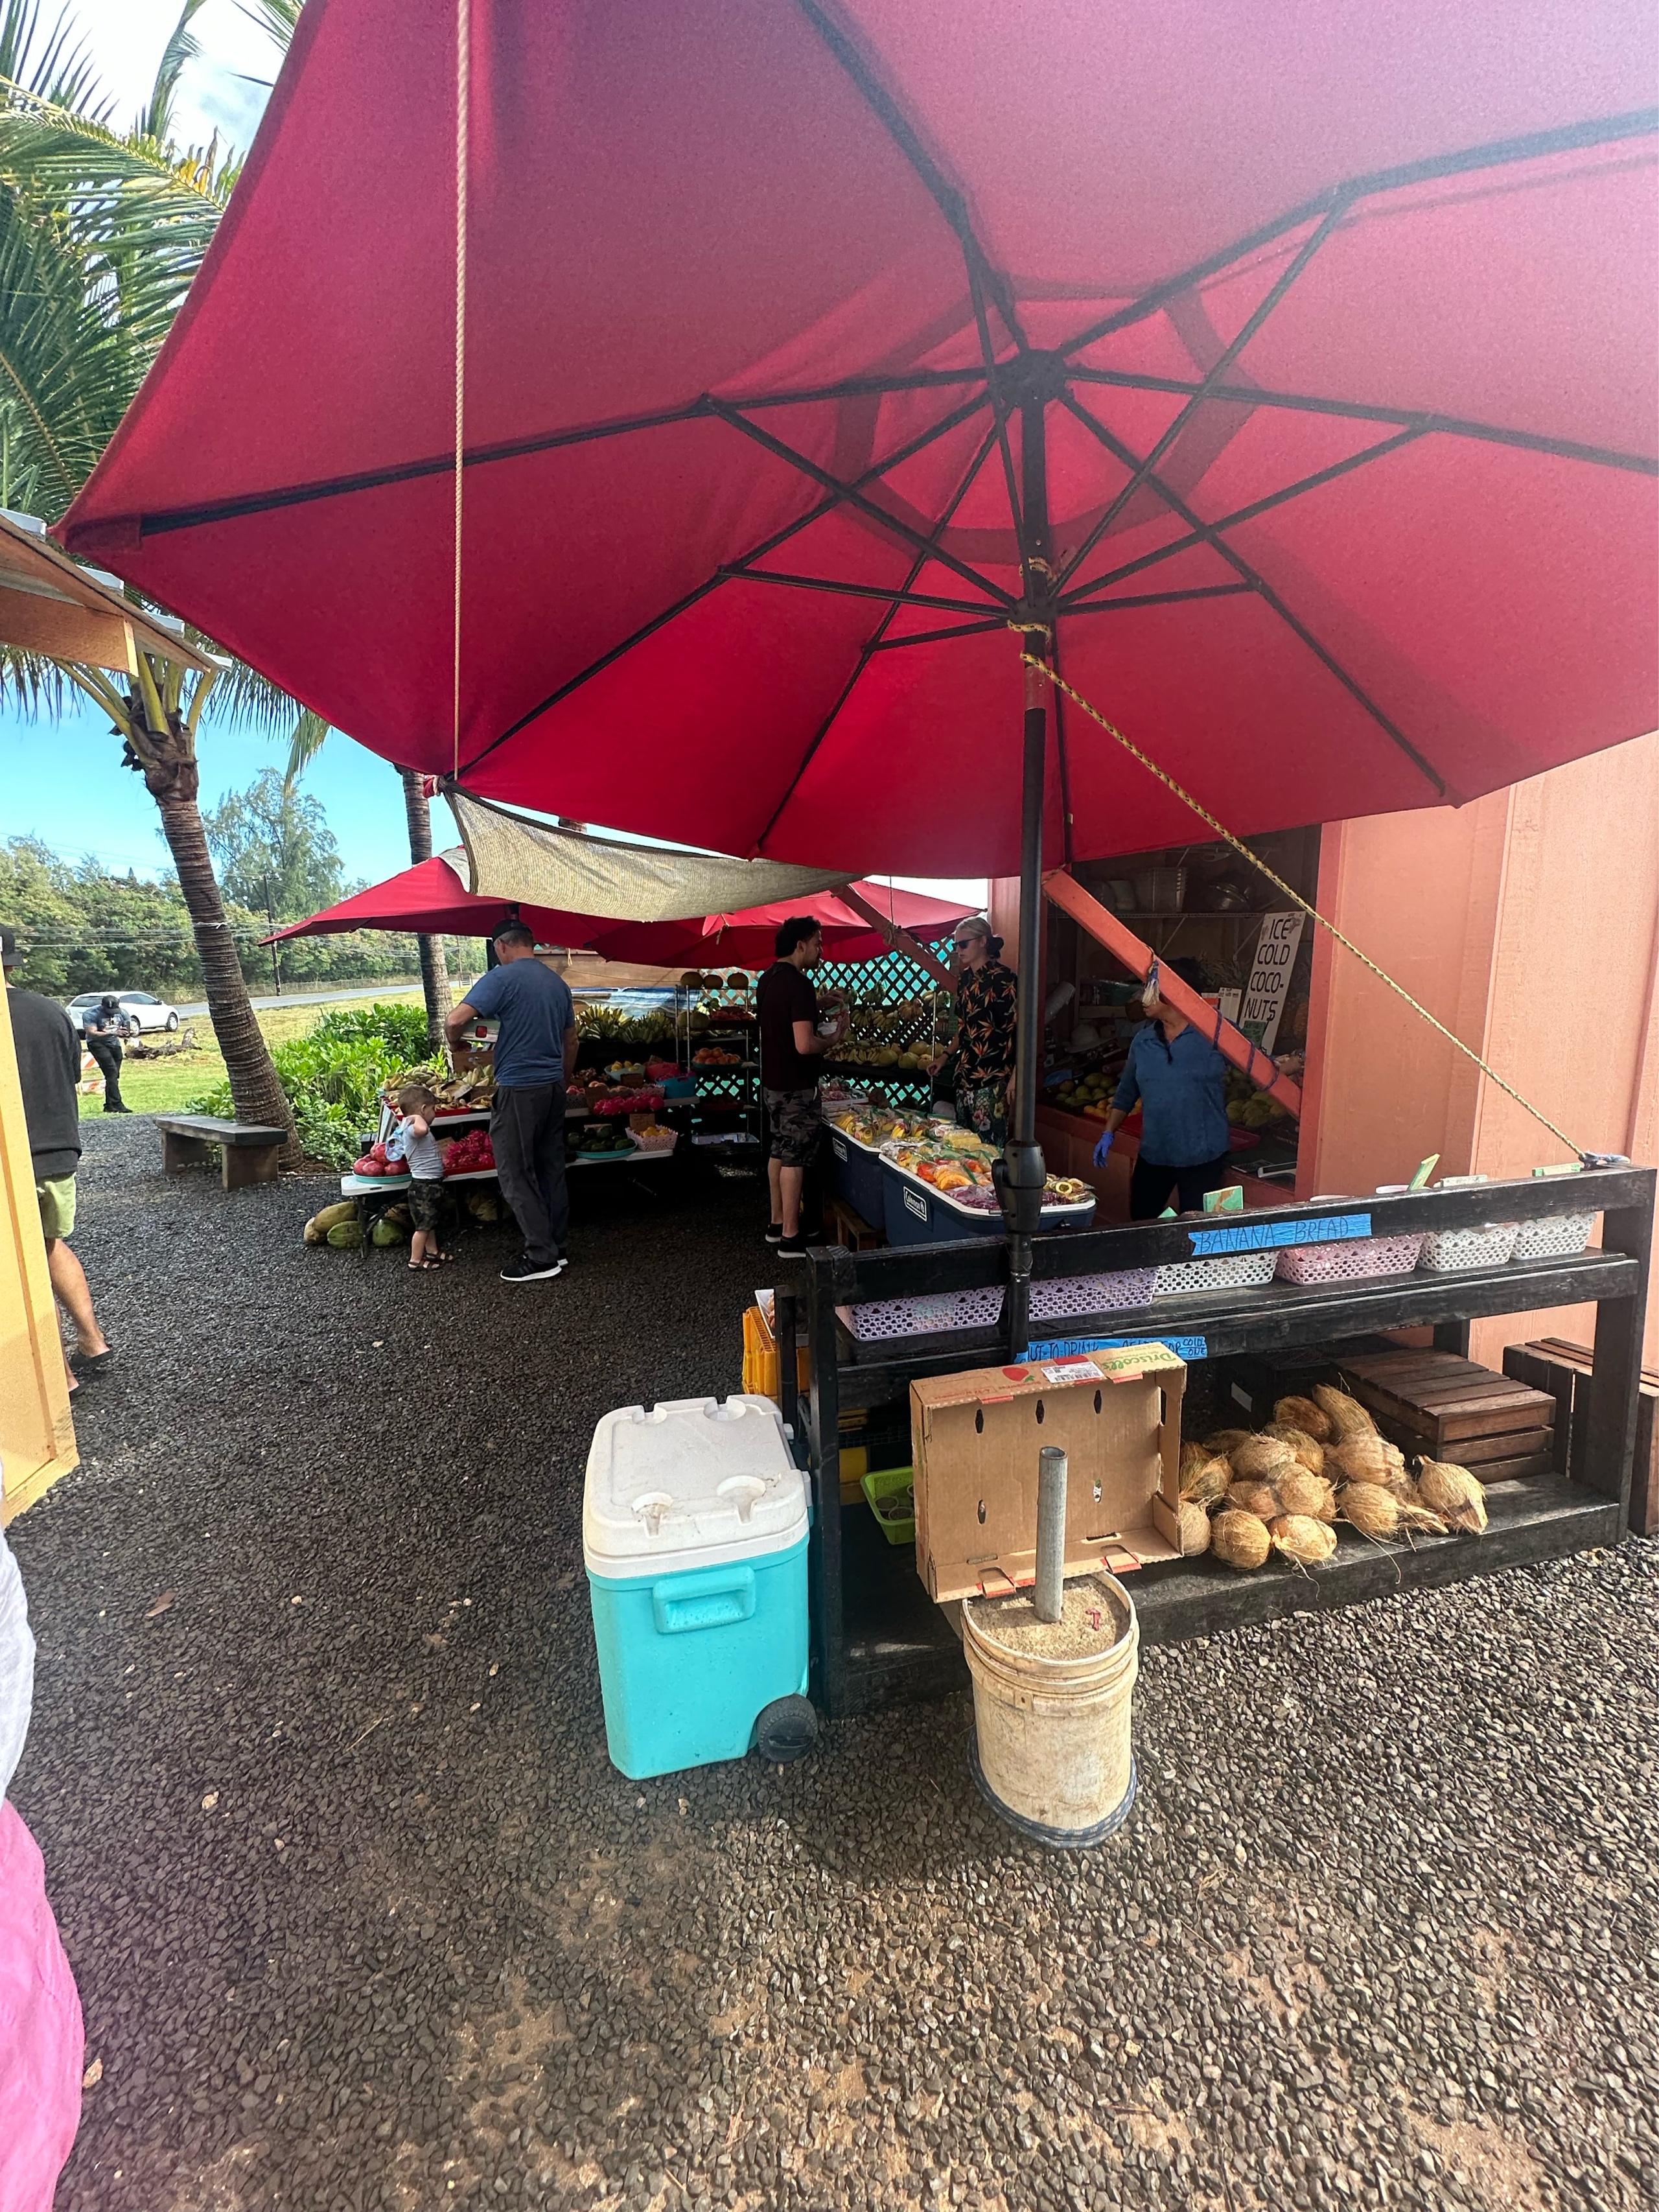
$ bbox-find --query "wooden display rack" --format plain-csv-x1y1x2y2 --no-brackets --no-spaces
774,1167,1654,1718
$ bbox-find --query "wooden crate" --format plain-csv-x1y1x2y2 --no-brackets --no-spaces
1338,1349,1555,1483
1503,1340,1659,1535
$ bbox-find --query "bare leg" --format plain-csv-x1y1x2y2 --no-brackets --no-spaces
47,1238,108,1357
409,1226,434,1268
779,1163,805,1239
767,1154,783,1227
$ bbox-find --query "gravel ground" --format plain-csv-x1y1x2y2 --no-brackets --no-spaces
9,1115,1659,2212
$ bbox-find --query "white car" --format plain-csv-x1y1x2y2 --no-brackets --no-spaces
67,990,181,1035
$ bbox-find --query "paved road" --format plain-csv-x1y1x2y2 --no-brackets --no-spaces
173,982,424,1016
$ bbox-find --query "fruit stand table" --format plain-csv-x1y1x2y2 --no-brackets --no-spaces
773,1165,1654,1718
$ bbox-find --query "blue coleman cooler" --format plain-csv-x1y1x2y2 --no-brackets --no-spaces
583,1396,812,1779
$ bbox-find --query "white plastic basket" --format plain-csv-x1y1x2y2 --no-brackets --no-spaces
1275,1232,1424,1285
1028,1268,1157,1321
1511,1210,1595,1262
1152,1250,1277,1298
629,1128,679,1154
1417,1222,1520,1273
839,1285,1006,1341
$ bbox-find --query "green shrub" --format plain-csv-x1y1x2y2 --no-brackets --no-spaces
185,1001,434,1167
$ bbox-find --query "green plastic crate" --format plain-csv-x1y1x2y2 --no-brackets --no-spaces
861,1465,916,1547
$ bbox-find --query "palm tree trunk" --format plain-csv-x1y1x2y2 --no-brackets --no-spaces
128,706,300,1165
400,767,452,1049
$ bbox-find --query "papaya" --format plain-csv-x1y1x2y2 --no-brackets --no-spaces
326,1220,365,1250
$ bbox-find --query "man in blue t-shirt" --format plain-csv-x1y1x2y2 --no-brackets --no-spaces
446,923,578,1282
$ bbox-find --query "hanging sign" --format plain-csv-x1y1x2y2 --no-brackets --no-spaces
1238,913,1306,1051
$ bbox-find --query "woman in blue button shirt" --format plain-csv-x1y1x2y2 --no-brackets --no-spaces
1095,959,1232,1219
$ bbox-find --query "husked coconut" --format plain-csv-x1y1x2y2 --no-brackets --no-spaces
1279,1469,1336,1522
1338,1480,1403,1538
1204,1428,1253,1458
1179,1440,1213,1484
1274,1393,1334,1443
1227,1478,1286,1520
1312,1384,1377,1438
1269,1513,1338,1565
1231,1434,1297,1482
1180,1456,1231,1507
1211,1509,1271,1571
1176,1501,1212,1557
1260,1421,1326,1476
1330,1432,1392,1485
1417,1458,1489,1533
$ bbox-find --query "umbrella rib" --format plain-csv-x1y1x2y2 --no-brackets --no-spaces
719,568,1004,616
752,417,1005,851
1056,204,1345,589
1066,367,1657,476
461,392,995,774
707,398,1015,605
791,0,1027,352
1063,583,1256,615
1059,428,1424,606
1057,105,1658,362
868,616,1008,651
1062,391,1450,797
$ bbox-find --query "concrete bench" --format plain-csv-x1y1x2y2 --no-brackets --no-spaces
156,1114,288,1191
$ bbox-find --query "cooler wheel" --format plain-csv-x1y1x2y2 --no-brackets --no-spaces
755,1695,818,1764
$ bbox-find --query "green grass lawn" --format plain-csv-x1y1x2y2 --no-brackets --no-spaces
79,988,424,1118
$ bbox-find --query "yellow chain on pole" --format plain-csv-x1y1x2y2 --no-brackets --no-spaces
452,0,471,780
1021,650,1587,1160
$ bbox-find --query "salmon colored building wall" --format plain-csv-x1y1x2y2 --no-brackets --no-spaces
1302,733,1659,1369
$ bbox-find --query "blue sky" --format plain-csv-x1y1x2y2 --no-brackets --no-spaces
3,3,984,911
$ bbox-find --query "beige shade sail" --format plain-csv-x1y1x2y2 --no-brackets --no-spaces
0,509,209,672
450,791,852,924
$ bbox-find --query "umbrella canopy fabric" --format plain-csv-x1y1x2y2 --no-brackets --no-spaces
60,3,1657,876
265,848,972,970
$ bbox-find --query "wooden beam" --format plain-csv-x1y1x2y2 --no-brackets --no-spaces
1043,867,1305,1116
836,886,955,986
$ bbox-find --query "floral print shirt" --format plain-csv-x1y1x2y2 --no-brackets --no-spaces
954,959,1019,1086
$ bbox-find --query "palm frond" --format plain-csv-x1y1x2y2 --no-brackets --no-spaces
0,0,109,118
141,0,209,146
284,706,329,787
237,0,305,51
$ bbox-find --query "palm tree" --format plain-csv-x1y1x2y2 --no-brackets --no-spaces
0,0,306,1148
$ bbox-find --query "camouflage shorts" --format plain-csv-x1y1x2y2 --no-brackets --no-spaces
406,1178,446,1232
764,1086,823,1169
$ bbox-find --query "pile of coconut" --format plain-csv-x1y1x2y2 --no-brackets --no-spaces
1174,1382,1489,1570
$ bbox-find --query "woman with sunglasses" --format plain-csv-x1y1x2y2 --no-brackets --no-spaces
937,916,1019,1148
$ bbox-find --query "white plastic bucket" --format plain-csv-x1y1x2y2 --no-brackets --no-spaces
962,1574,1139,1848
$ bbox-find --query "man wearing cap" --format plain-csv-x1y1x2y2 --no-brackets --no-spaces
446,923,579,1283
2,927,111,1382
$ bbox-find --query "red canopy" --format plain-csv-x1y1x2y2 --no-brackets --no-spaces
265,852,971,970
62,3,1657,876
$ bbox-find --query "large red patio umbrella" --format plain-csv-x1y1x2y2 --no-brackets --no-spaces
61,1,1658,1337
265,850,972,971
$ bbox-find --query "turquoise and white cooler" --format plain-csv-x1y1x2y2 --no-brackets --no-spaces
583,1395,811,1779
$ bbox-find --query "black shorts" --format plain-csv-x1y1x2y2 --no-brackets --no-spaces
407,1178,446,1231
764,1086,822,1169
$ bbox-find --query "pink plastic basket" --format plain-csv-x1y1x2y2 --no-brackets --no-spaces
1275,1232,1424,1285
1028,1268,1157,1321
839,1286,1006,1341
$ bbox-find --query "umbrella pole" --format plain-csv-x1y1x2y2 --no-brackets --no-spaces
1001,385,1055,1358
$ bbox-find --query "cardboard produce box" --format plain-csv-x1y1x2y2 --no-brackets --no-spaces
910,1345,1185,1603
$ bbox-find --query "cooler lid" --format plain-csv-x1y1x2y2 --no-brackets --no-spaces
583,1395,807,1566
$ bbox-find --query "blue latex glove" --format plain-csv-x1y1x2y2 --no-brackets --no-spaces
1092,1126,1115,1166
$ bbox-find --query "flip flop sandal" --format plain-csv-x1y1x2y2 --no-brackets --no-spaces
73,1349,115,1377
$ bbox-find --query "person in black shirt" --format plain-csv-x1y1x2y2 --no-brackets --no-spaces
755,917,846,1257
83,995,131,1112
3,927,111,1384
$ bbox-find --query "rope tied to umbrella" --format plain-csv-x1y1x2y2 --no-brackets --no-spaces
452,0,471,782
1018,649,1591,1161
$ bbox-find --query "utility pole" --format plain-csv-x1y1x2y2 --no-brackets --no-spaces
264,874,282,995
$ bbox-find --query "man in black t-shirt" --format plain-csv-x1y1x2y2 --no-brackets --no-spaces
755,916,846,1257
